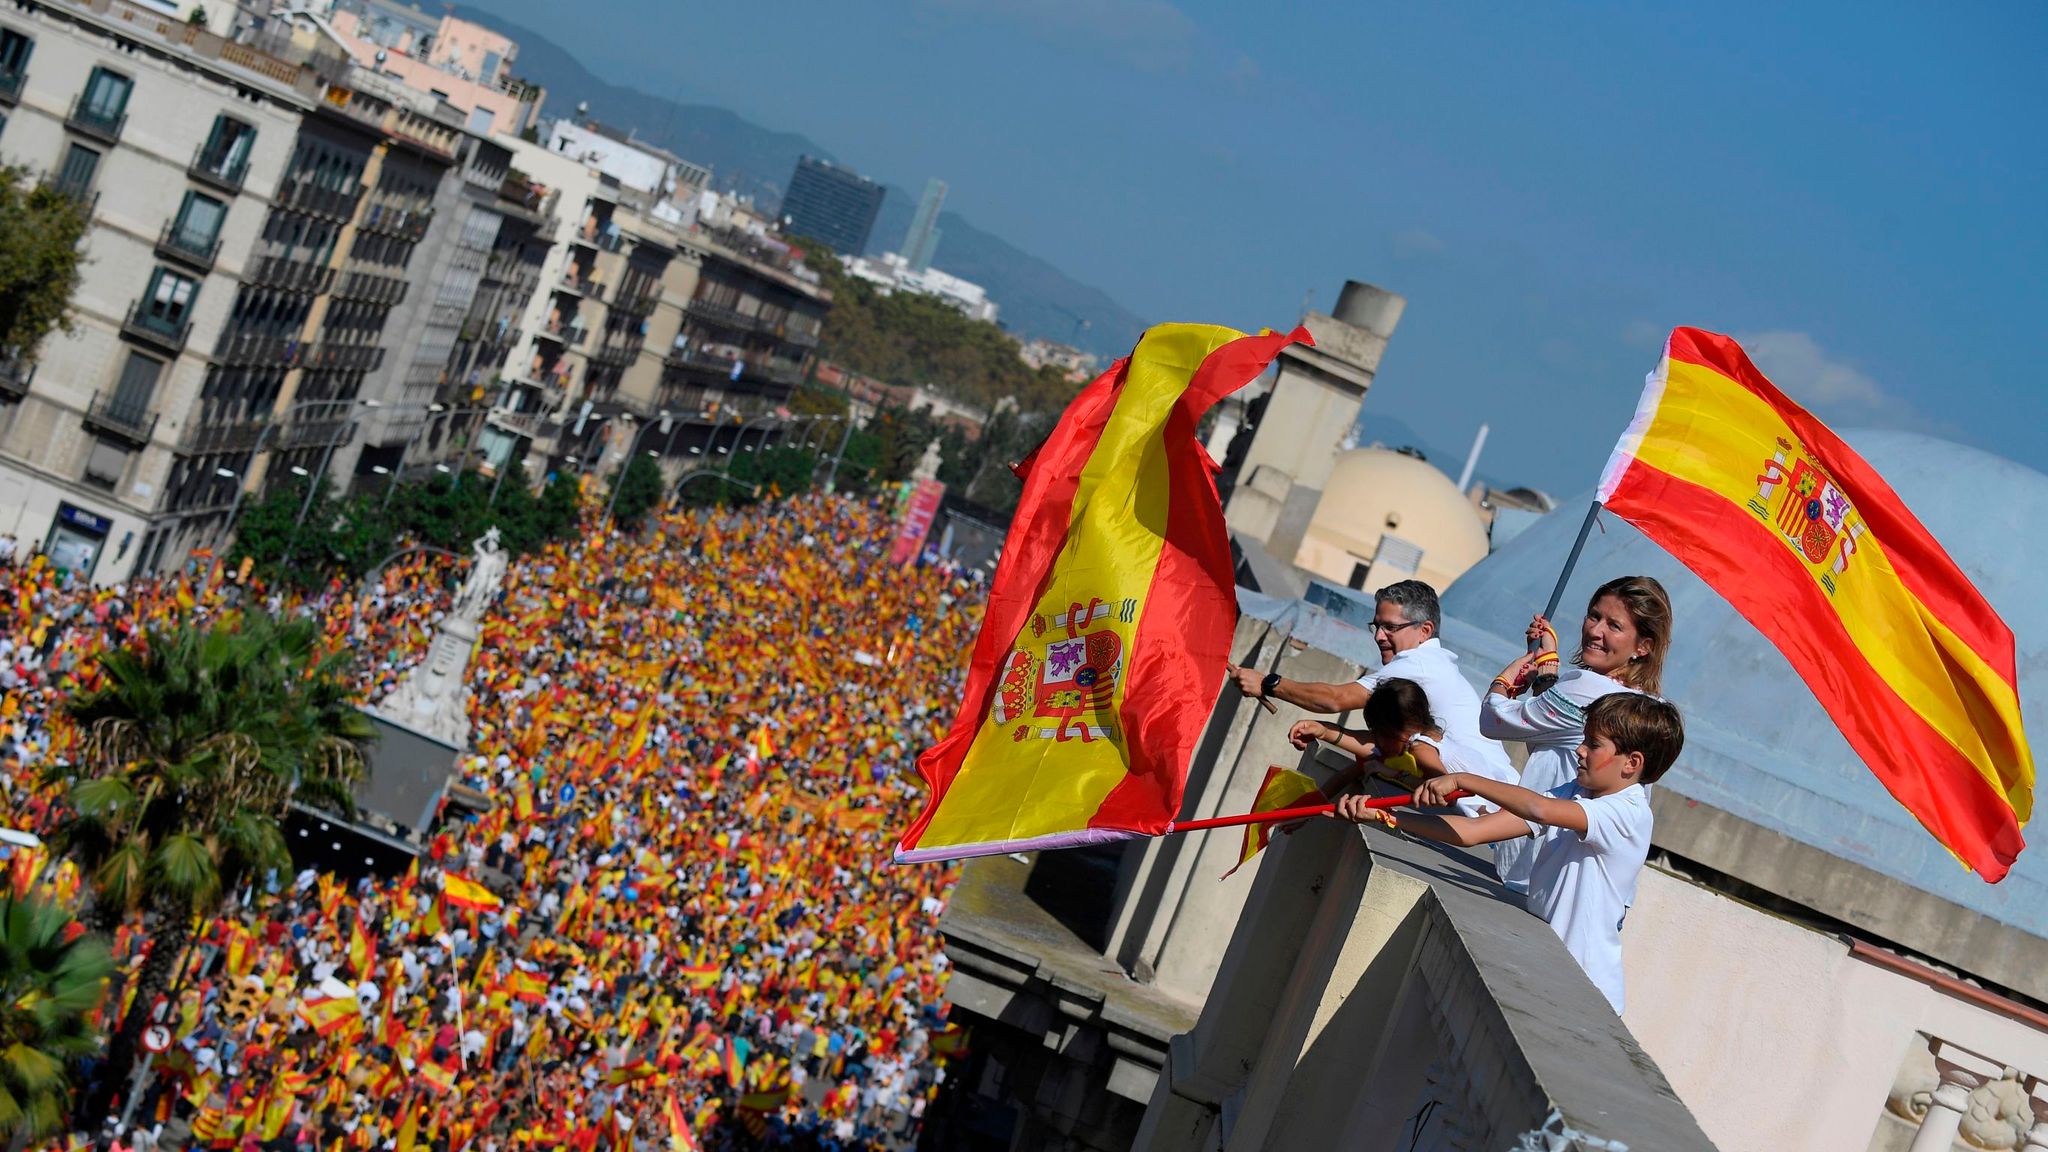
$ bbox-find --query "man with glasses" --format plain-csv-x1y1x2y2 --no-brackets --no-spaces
1226,580,1499,765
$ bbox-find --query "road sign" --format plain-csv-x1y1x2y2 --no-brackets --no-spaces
142,1025,172,1054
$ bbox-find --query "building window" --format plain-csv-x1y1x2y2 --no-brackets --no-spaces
139,268,198,333
172,190,226,251
110,351,161,416
0,28,32,102
82,436,131,491
74,66,131,132
196,115,255,184
54,142,99,199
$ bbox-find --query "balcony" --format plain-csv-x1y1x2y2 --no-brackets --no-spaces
188,144,250,195
215,332,299,368
122,303,190,355
333,271,407,306
0,354,30,403
248,256,333,295
784,326,821,349
665,346,740,377
83,390,157,446
178,419,267,456
0,63,25,106
277,179,363,223
156,221,221,274
65,98,125,145
685,298,764,332
555,271,605,301
588,340,640,370
537,320,588,347
304,343,384,372
359,203,432,242
613,290,660,320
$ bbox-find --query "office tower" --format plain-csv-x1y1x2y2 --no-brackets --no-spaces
903,177,946,272
780,155,883,255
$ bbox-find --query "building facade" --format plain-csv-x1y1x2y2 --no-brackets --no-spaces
903,176,945,272
326,1,543,137
779,154,882,256
0,0,313,581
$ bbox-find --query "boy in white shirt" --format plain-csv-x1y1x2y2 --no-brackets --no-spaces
1334,693,1683,1015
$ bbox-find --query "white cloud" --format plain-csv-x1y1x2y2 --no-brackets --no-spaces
1390,227,1445,260
1736,331,1923,429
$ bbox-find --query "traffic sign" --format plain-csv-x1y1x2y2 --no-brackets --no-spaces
142,1025,172,1054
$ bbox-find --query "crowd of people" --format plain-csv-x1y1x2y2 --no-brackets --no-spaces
2,491,985,1150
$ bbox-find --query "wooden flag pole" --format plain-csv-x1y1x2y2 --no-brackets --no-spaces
1528,501,1603,696
1165,789,1471,834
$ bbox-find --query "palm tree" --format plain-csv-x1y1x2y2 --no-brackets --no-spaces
50,609,372,1117
0,895,113,1142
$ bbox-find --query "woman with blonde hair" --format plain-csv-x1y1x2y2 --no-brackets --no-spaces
1481,575,1674,893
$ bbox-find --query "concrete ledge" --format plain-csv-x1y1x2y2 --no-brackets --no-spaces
1138,811,1718,1151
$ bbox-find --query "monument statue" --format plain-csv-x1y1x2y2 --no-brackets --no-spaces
912,439,943,483
375,529,503,747
451,527,506,621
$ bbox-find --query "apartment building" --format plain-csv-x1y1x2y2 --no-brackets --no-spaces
659,224,830,421
0,0,313,582
325,0,543,137
0,0,554,583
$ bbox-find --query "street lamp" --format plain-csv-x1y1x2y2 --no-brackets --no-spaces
603,410,674,523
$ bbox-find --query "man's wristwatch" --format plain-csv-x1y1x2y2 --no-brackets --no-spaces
1260,672,1282,699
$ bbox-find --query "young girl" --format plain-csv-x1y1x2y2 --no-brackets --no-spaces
1290,677,1518,815
1482,574,1673,893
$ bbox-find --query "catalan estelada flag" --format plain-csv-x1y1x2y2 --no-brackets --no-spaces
1222,766,1323,879
1600,327,2033,880
897,323,1310,863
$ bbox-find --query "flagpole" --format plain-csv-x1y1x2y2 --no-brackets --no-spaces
1163,789,1470,834
1529,501,1602,695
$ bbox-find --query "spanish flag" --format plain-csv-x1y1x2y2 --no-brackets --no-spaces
1600,328,2033,880
675,962,720,989
505,967,548,1004
442,873,502,913
1222,766,1324,879
736,1076,792,1113
296,993,359,1037
348,915,375,978
665,1092,698,1152
898,323,1309,863
721,1039,745,1089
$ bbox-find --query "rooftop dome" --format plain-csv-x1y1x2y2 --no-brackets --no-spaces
1439,429,2048,947
1295,446,1490,592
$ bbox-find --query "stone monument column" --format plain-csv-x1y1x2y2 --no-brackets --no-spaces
374,529,506,748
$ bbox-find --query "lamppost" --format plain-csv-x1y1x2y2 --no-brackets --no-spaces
383,402,498,509
213,397,372,548
603,410,674,523
296,397,384,529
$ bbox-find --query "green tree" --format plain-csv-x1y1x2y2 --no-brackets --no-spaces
227,478,337,591
53,611,372,1115
0,167,90,364
608,455,664,529
535,472,583,539
0,897,112,1142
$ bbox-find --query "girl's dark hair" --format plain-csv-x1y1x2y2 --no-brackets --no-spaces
1362,677,1439,736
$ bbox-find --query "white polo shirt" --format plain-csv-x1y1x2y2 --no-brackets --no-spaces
1524,781,1654,1015
1355,639,1505,771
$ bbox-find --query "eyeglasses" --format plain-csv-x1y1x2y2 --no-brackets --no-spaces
1371,619,1427,636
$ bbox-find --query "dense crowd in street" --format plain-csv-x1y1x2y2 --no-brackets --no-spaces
0,491,982,1150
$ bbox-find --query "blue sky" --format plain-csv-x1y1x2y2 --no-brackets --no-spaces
485,0,2046,495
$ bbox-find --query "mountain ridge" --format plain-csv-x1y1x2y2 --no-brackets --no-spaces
455,6,1147,361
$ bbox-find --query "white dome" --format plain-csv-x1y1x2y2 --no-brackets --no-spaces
1295,447,1489,593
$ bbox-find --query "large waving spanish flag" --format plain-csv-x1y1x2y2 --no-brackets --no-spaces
897,322,1309,863
1601,328,2033,880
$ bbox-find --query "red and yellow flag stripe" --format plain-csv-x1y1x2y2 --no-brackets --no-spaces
898,323,1309,862
1600,327,2032,879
